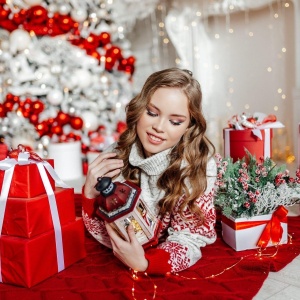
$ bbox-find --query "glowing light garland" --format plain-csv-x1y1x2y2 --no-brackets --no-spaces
129,234,293,300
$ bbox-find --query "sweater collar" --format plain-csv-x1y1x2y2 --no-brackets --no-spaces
129,142,171,176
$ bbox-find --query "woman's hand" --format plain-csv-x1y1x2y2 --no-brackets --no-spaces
83,152,124,199
105,222,149,272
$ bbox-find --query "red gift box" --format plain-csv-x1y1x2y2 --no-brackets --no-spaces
223,128,273,162
1,187,76,238
0,159,55,198
0,217,86,287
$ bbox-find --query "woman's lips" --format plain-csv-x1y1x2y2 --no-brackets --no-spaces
147,133,165,144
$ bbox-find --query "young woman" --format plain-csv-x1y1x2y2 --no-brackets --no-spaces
82,68,217,275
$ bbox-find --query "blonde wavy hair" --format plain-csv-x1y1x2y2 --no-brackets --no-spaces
116,68,215,221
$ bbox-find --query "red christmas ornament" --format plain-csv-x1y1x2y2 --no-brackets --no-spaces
0,6,10,20
3,100,15,112
99,32,111,46
12,95,20,103
84,33,99,50
107,46,122,60
58,15,74,32
35,121,49,136
26,5,48,24
5,93,14,101
29,113,39,125
127,56,136,65
0,19,17,32
0,104,6,118
118,58,127,71
70,116,83,130
116,121,127,134
31,100,45,114
11,9,27,25
56,111,70,126
51,124,63,135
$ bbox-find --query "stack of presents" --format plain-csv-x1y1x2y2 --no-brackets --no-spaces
0,146,86,287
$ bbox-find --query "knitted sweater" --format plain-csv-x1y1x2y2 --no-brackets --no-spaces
82,142,217,275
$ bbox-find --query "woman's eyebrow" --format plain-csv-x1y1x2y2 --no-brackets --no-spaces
148,103,187,118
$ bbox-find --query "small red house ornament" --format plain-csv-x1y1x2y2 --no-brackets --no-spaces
95,177,161,248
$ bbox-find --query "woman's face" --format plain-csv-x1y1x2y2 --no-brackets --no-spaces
137,87,191,157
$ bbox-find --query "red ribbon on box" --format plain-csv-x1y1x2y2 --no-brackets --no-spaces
0,146,69,283
256,205,288,248
221,217,270,230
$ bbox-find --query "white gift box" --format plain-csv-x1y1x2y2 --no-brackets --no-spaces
221,213,288,251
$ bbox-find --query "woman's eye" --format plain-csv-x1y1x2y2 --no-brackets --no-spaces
146,108,158,117
170,120,182,126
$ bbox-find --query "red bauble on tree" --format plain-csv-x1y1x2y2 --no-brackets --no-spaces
26,5,48,24
99,32,111,46
31,100,45,114
70,116,84,130
56,111,70,126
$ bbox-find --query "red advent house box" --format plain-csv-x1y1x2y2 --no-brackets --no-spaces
0,149,86,287
221,212,288,251
223,128,273,162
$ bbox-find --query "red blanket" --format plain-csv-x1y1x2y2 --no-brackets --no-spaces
0,196,299,300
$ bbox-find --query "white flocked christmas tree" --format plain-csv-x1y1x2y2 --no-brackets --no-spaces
0,0,138,157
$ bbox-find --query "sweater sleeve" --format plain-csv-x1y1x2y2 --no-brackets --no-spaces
81,187,113,248
152,157,217,274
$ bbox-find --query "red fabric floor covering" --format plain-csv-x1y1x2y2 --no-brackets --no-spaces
0,195,300,300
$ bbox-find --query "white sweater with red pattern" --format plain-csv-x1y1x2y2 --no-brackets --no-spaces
82,143,217,275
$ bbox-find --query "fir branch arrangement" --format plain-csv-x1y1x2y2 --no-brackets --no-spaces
214,151,300,218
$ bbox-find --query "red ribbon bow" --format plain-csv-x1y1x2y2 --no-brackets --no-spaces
8,144,43,162
256,205,288,248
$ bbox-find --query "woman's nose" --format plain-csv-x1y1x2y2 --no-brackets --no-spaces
152,118,164,133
